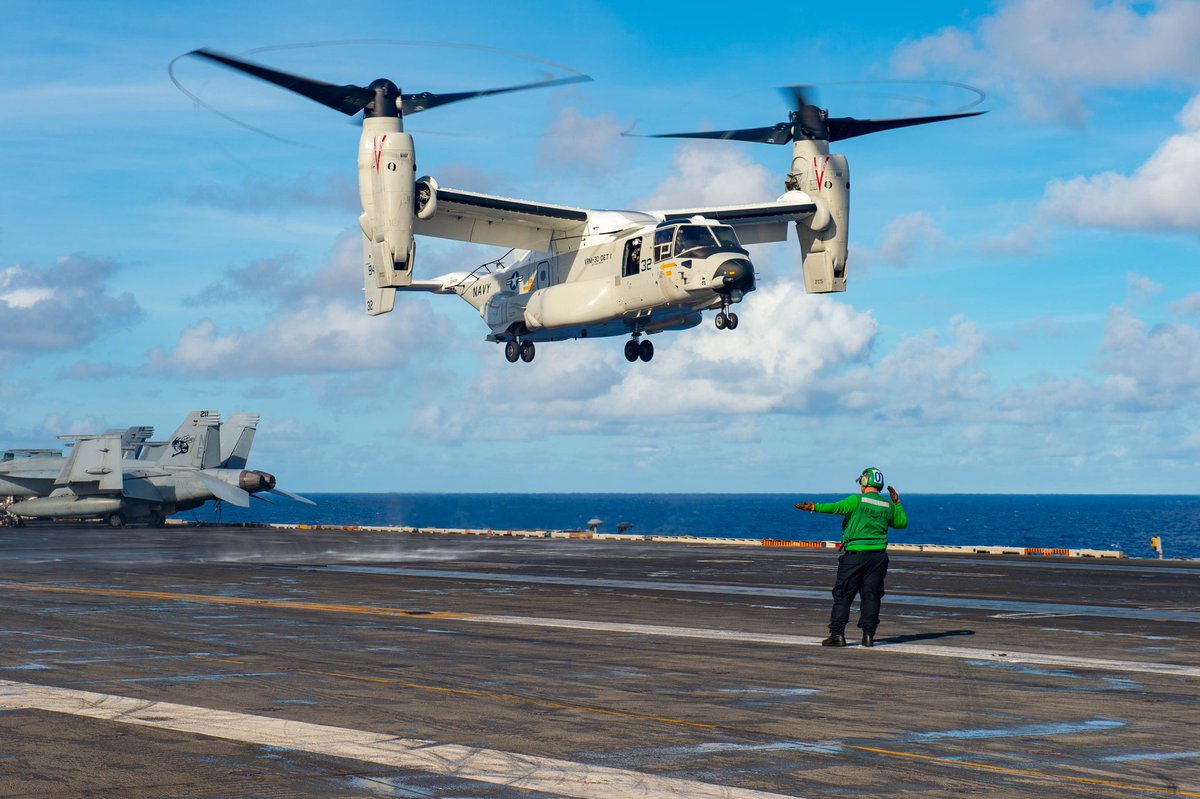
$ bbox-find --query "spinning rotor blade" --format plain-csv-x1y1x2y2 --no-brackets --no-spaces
825,111,985,142
401,74,591,115
637,82,985,145
191,48,375,116
188,48,590,119
630,122,793,145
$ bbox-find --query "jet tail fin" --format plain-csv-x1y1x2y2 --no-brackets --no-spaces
154,410,221,469
220,413,260,469
54,435,124,492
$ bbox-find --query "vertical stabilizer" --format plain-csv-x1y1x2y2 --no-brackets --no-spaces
155,410,221,469
54,435,124,492
220,413,260,469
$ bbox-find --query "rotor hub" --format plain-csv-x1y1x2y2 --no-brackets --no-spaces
367,78,401,118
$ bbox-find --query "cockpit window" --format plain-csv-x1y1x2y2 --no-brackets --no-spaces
673,225,718,256
712,225,740,248
653,226,674,261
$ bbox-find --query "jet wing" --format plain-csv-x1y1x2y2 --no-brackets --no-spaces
651,192,819,245
415,186,588,250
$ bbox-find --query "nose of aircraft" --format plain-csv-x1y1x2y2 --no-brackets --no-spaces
713,258,755,292
238,470,277,493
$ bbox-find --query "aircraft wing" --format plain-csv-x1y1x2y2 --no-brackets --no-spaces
651,192,819,245
415,186,588,250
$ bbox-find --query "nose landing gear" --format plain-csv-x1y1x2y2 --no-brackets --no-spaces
714,299,739,331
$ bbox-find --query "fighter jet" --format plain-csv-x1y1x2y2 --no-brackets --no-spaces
0,411,312,527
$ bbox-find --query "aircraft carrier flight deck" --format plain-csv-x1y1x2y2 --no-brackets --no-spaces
1,523,1197,798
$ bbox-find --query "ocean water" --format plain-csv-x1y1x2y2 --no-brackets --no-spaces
199,493,1200,560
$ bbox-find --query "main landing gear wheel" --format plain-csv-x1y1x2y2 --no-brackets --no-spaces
504,340,520,363
715,311,727,330
726,311,739,330
639,339,654,362
520,340,536,363
624,339,639,362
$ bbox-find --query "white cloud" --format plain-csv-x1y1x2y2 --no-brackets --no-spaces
0,254,142,361
637,142,776,209
537,107,633,174
1171,291,1200,317
892,0,1200,124
1127,272,1164,303
415,283,878,441
876,211,948,266
1042,94,1200,232
145,298,455,379
1098,303,1200,409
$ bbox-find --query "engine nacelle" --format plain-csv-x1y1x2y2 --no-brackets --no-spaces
357,118,415,288
789,145,849,293
415,175,438,220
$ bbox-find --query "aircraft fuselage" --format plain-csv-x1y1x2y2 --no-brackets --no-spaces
454,214,755,345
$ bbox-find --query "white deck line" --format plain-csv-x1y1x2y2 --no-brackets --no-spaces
464,615,1200,678
0,679,803,799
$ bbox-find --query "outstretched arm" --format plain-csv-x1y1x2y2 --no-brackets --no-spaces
888,486,908,529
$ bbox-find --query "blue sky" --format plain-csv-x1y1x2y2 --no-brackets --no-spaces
3,0,1199,494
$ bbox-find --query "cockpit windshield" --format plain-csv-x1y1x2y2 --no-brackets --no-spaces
673,225,717,256
712,225,740,248
672,224,742,256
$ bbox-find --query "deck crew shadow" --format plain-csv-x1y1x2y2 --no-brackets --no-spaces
876,629,975,645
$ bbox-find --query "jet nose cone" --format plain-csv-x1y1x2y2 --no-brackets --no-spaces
714,259,755,292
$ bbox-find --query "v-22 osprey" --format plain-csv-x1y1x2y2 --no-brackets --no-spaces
183,50,983,364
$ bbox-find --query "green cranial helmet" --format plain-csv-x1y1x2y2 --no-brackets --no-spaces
858,467,885,489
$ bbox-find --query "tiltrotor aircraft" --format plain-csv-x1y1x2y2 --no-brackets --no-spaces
183,49,982,364
0,411,312,527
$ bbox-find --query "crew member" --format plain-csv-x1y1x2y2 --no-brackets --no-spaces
795,467,907,648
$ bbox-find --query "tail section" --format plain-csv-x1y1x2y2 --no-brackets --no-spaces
53,435,124,492
154,410,221,470
220,413,260,469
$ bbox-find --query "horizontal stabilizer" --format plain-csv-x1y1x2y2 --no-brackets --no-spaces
268,486,316,506
194,471,251,508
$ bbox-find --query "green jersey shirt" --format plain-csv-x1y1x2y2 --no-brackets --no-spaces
812,492,907,551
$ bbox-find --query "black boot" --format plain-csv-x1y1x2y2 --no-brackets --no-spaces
861,631,875,648
821,633,846,647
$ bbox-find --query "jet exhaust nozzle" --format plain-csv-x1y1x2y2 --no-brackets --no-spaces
238,470,277,493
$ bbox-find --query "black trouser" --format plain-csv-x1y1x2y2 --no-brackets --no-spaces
828,549,889,635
